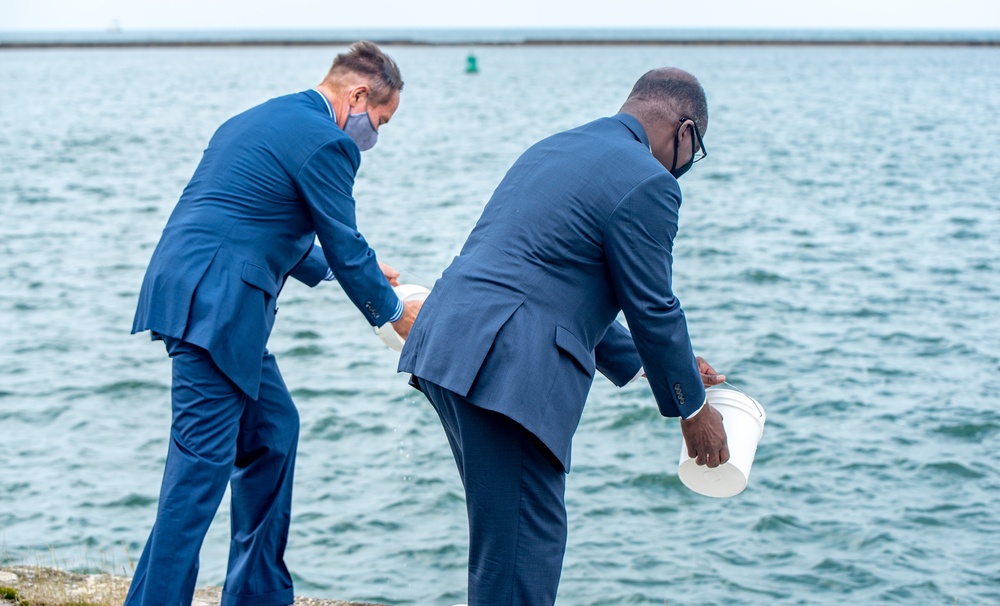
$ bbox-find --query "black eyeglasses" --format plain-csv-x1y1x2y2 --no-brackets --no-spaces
680,117,707,163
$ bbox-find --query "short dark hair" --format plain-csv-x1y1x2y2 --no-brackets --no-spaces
329,41,404,106
624,68,708,132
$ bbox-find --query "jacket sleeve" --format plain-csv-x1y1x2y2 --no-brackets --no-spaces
602,172,704,418
294,139,400,326
595,321,643,386
288,243,330,287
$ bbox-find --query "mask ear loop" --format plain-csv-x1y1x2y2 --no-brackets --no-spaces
670,121,682,174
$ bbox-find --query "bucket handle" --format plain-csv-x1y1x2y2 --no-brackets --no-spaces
710,381,765,419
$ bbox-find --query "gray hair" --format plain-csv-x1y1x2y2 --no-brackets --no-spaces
328,41,404,105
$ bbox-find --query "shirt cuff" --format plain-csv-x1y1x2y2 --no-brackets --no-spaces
323,268,337,281
388,297,405,323
683,398,708,420
629,367,645,384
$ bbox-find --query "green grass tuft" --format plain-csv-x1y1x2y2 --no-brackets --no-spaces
0,585,21,600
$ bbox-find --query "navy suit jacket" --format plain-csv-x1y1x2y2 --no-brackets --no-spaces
133,91,399,399
398,113,705,471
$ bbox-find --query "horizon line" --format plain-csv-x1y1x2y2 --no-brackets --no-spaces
3,37,999,50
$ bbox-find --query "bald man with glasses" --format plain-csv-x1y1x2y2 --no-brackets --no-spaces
400,67,726,604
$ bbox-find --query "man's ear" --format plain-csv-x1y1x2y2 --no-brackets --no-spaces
679,119,696,145
349,85,370,107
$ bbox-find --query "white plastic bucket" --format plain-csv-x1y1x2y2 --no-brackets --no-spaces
374,283,430,352
678,387,766,498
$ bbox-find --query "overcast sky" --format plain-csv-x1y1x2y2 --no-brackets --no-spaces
4,0,1000,31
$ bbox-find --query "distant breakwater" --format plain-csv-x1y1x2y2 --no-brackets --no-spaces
3,37,1000,50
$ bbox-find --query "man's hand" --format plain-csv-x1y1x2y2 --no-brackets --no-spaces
640,356,725,384
696,356,725,387
379,261,400,287
390,298,422,340
680,404,729,468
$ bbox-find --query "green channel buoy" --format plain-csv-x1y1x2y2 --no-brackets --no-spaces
465,53,479,74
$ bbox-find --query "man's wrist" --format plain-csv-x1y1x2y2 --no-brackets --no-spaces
683,398,707,420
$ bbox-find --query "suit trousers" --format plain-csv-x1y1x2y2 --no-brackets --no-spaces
418,378,568,606
125,337,298,606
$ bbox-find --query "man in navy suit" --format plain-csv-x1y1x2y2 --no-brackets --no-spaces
126,41,419,606
399,67,729,604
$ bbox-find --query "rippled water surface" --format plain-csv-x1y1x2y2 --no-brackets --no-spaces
1,44,999,604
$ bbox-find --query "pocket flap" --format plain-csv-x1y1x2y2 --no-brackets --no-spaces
555,325,596,377
241,262,279,298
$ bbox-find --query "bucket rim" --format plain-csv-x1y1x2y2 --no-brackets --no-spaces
705,387,766,424
394,283,430,301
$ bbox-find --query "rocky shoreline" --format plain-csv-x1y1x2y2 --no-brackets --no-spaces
0,566,384,606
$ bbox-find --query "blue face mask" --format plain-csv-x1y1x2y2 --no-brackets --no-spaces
670,152,694,180
344,111,378,151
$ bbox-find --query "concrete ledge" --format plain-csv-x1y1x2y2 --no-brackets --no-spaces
0,566,385,606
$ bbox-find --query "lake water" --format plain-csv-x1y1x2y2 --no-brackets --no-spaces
1,41,999,605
